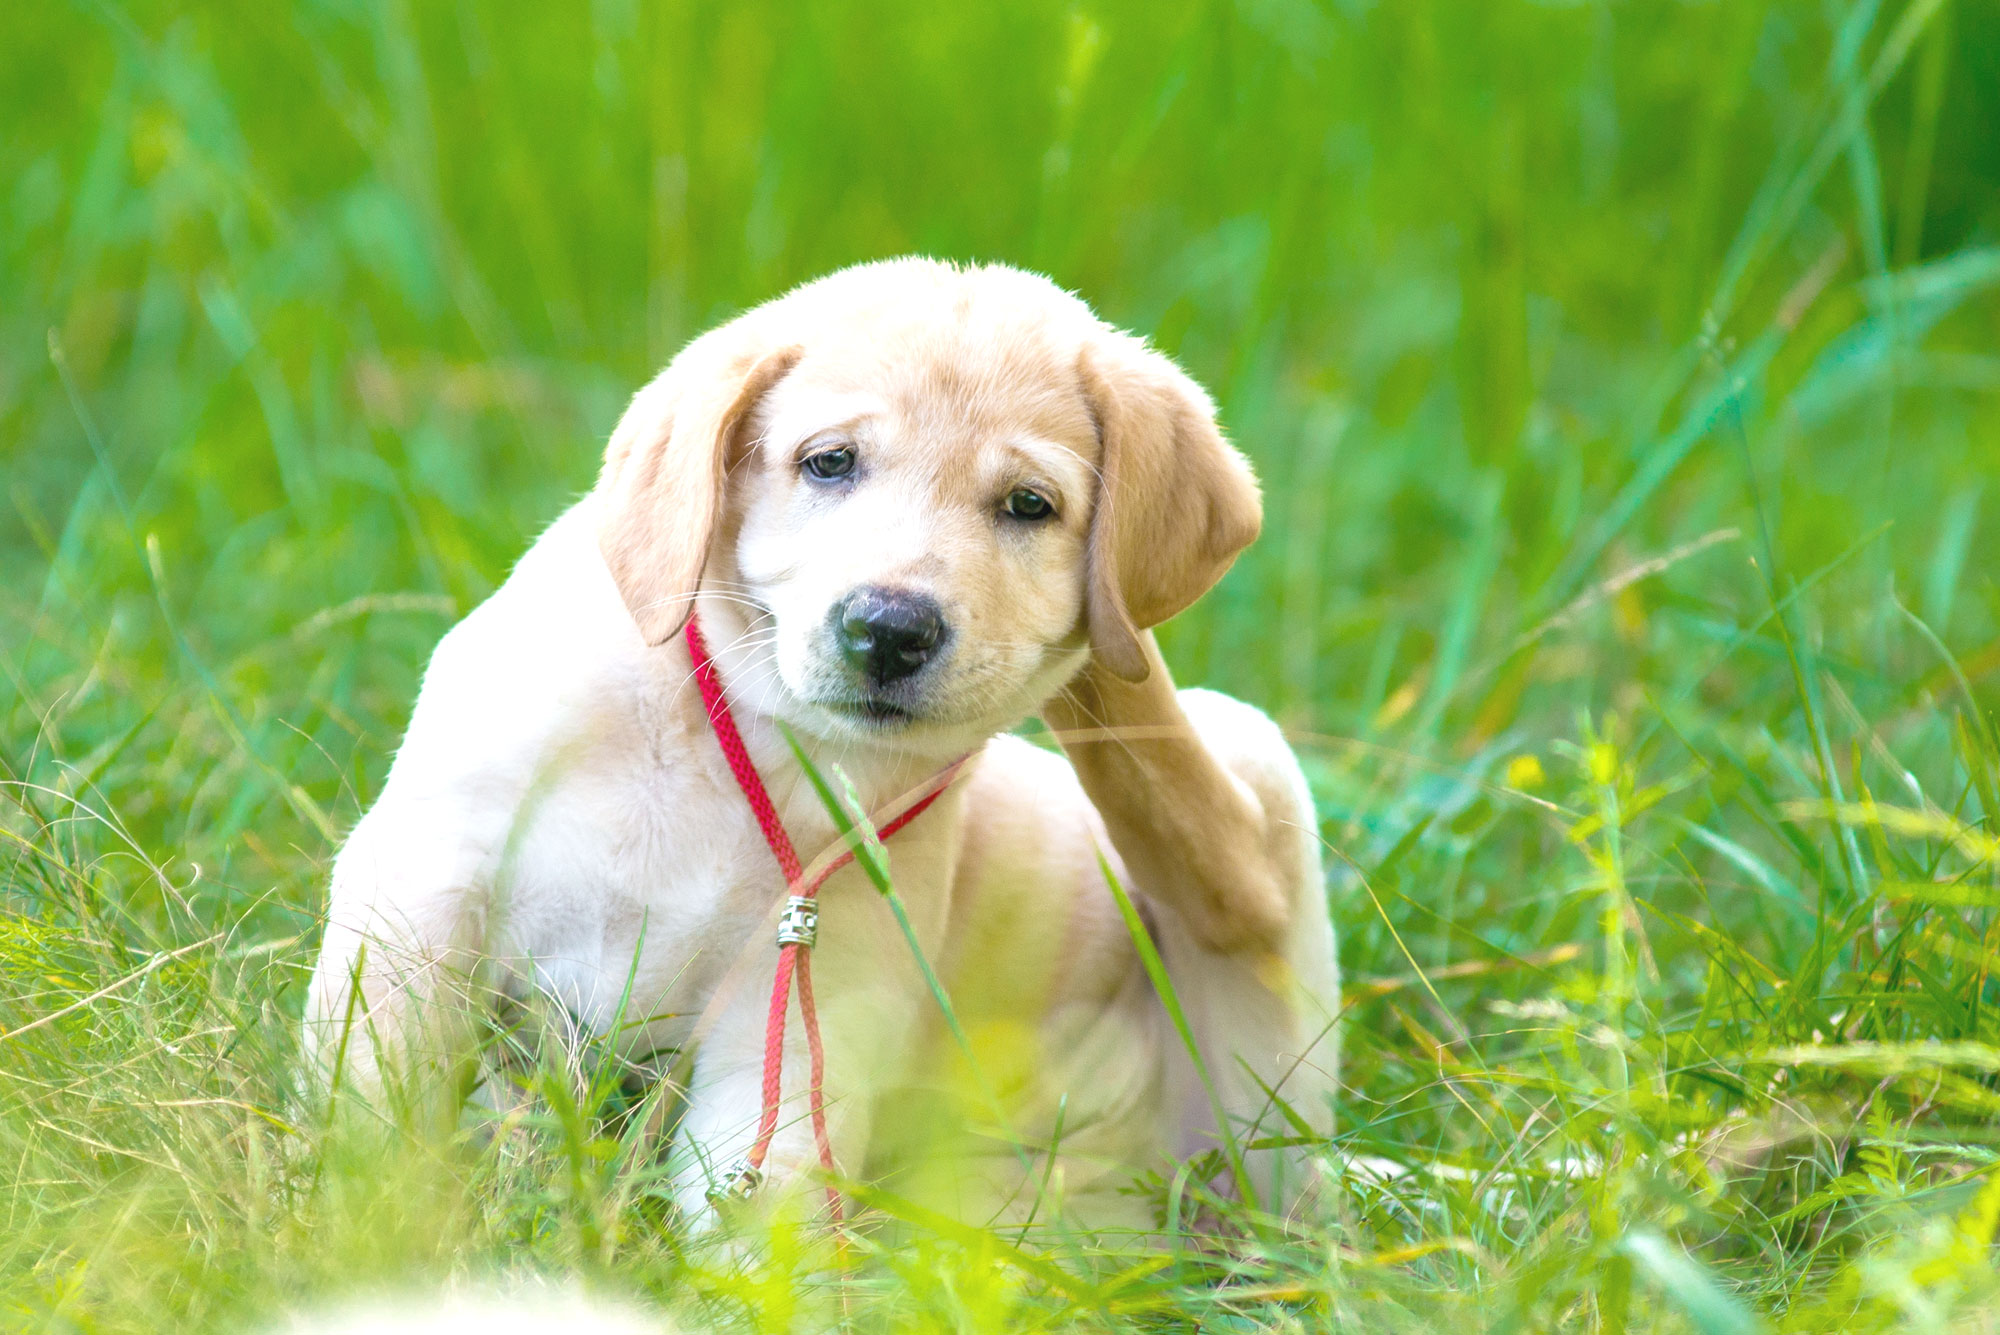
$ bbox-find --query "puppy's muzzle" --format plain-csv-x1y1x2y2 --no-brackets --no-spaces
833,587,947,688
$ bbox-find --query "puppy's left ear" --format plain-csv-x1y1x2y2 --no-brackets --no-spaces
595,333,801,645
1079,332,1262,682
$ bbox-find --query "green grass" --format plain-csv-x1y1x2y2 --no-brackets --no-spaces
6,0,2000,1329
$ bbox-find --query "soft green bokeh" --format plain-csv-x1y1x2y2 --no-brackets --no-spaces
5,2,2000,1331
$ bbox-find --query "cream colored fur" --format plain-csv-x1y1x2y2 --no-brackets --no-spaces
268,1283,673,1334
303,258,1340,1230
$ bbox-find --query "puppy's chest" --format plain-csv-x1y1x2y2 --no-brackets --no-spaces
490,750,807,1051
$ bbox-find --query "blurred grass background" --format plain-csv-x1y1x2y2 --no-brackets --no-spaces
7,0,2000,1331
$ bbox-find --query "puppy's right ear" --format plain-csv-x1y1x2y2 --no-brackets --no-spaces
595,334,801,645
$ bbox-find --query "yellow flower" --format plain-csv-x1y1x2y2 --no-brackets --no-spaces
1505,754,1546,791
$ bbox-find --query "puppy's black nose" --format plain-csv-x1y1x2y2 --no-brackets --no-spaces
833,588,946,686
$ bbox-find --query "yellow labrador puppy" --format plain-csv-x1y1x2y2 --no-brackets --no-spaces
304,258,1339,1230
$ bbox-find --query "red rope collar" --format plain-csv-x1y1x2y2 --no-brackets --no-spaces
685,614,958,1218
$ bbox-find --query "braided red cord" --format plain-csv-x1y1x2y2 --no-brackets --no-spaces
793,952,835,1205
688,620,804,887
685,614,958,1219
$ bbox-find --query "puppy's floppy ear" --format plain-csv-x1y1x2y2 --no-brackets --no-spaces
1079,332,1262,682
595,332,802,645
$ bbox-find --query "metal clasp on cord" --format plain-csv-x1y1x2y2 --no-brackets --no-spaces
706,1156,765,1206
776,895,819,948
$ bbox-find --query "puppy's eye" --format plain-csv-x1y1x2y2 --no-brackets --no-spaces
1004,488,1055,521
802,446,857,481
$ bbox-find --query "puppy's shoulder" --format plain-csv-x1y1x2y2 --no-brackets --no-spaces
391,498,650,790
428,499,633,675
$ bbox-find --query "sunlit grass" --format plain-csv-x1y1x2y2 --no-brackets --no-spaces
7,0,2000,1330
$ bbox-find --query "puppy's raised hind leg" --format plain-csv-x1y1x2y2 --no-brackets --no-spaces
1041,634,1340,1209
1040,633,1299,955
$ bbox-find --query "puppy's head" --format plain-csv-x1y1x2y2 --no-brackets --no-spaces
596,259,1259,755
